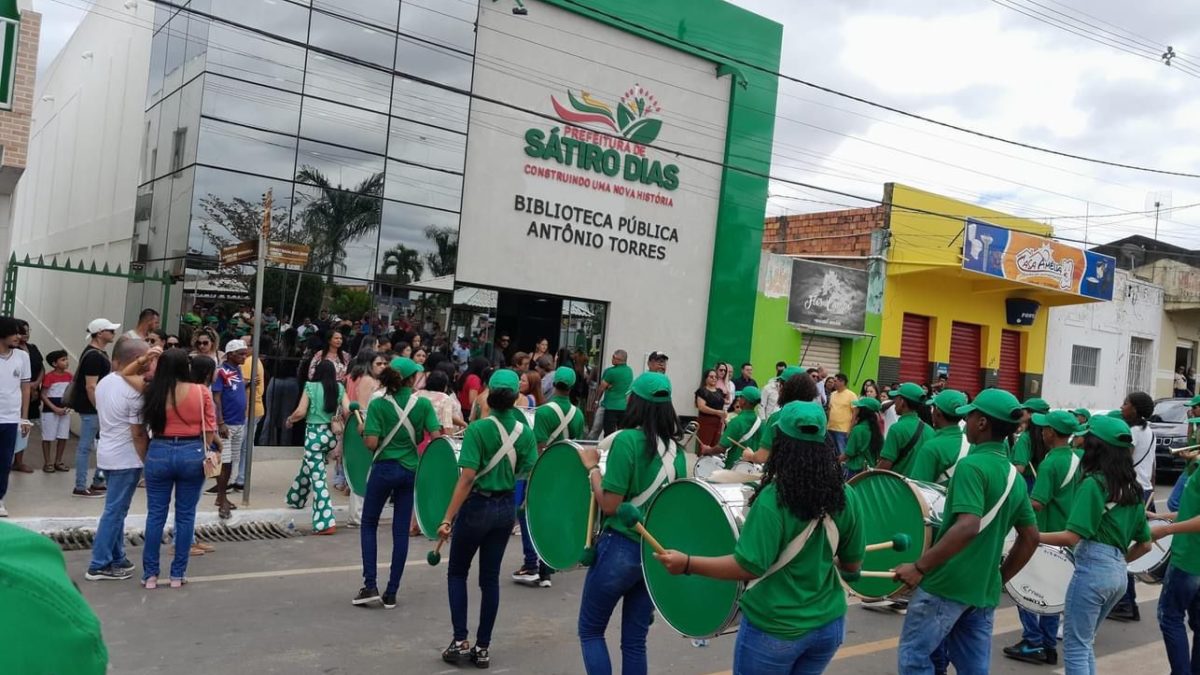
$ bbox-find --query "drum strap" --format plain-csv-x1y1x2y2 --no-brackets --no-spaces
1061,453,1081,489
746,517,839,591
979,465,1018,531
630,439,678,508
475,416,519,482
737,417,762,446
548,401,577,445
895,422,927,466
379,395,419,451
941,435,972,482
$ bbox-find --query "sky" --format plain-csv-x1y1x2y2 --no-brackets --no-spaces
28,0,1200,250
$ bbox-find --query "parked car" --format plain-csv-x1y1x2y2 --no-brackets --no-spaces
1152,398,1194,484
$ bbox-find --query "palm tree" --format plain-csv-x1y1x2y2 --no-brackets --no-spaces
424,225,459,278
295,166,384,282
379,244,424,286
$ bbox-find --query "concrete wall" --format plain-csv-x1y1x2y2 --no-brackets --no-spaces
9,0,151,359
1042,270,1164,409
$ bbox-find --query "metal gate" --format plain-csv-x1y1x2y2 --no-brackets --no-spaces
899,314,930,385
999,330,1022,397
800,334,842,373
949,322,983,396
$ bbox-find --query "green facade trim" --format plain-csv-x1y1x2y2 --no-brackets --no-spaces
544,0,783,370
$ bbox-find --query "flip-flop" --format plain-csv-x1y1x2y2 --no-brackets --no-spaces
54,462,69,472
142,576,158,590
42,464,55,473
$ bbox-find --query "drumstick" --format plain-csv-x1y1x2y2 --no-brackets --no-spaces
864,534,911,553
617,502,667,555
839,569,897,581
680,420,700,451
426,538,447,566
581,492,598,566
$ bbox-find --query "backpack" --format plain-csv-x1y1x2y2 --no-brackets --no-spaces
64,348,109,409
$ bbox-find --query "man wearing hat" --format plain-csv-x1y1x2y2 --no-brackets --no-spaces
1003,409,1083,665
1011,397,1050,479
909,389,969,485
210,339,248,519
646,351,668,374
896,389,1040,674
699,386,762,470
876,382,932,477
70,318,121,498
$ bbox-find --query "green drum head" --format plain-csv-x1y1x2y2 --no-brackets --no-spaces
342,413,372,498
845,470,929,599
641,479,740,639
414,438,460,540
526,442,590,571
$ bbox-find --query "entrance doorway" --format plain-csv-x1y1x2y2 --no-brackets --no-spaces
1177,342,1196,396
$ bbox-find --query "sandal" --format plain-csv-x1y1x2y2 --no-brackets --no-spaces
169,577,187,588
42,464,55,473
195,542,215,552
218,503,231,520
189,545,206,556
313,526,337,536
142,576,158,590
54,462,69,472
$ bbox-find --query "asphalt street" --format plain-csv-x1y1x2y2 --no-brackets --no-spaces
69,522,1176,675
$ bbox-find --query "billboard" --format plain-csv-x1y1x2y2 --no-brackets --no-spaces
787,259,867,333
962,219,1115,301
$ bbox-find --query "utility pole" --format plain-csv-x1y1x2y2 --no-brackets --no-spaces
243,189,270,506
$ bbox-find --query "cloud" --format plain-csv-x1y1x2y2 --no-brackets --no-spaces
32,0,87,77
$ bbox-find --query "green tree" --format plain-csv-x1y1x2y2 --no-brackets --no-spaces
424,225,459,278
195,194,299,295
378,244,424,286
330,286,373,319
295,166,384,282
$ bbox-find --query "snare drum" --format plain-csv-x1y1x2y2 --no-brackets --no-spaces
525,440,605,571
342,411,372,498
1129,518,1173,584
641,479,754,639
730,461,763,476
413,437,462,540
1004,544,1075,615
845,470,947,600
694,456,725,480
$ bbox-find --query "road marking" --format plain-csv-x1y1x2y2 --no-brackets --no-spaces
186,560,421,584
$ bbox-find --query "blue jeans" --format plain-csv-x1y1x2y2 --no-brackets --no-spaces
448,491,515,647
732,615,844,675
1158,565,1200,674
235,428,250,485
0,423,15,500
1063,539,1128,675
515,479,550,575
898,587,994,675
578,531,655,675
829,431,848,452
142,438,206,581
1170,471,1190,512
1018,607,1060,650
74,413,105,490
88,468,142,572
360,460,415,595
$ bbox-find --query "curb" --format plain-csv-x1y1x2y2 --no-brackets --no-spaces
8,505,353,536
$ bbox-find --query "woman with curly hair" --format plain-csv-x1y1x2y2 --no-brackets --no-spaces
655,401,865,674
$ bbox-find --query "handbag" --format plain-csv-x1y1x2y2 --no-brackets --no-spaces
331,413,346,436
198,385,222,479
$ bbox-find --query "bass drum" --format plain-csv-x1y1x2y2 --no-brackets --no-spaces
1129,518,1173,584
844,470,946,600
413,437,462,540
342,409,372,498
1004,544,1075,615
641,479,755,639
525,440,606,571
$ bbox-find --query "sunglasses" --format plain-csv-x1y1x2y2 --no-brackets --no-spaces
197,341,211,346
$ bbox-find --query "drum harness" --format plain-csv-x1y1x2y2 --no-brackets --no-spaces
733,417,762,456
377,394,420,453
545,400,577,446
894,422,928,467
631,438,679,508
939,434,972,483
470,417,523,495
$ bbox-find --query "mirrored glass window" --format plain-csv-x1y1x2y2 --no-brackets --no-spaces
146,29,168,108
312,0,400,32
190,167,297,258
399,0,477,54
391,78,470,133
384,161,463,213
154,92,181,181
300,97,388,155
163,13,188,95
183,0,210,81
293,182,381,281
202,75,302,135
304,53,391,114
210,0,311,43
198,119,298,180
394,37,473,90
377,200,460,285
206,24,307,93
309,11,395,69
296,140,385,191
386,119,465,173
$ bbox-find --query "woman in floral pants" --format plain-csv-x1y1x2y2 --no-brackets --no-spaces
286,360,349,534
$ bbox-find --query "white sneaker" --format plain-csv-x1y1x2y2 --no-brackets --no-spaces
0,500,8,517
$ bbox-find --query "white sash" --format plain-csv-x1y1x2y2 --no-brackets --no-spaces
979,465,1019,531
630,438,678,508
547,400,577,445
746,516,839,591
1061,453,1081,489
378,395,419,450
941,435,972,482
475,416,519,482
737,417,762,446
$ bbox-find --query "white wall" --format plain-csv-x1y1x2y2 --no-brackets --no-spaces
9,0,151,358
1043,270,1164,409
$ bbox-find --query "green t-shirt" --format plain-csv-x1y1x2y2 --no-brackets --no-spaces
719,410,763,469
842,421,876,472
458,408,538,493
601,428,687,541
1066,475,1152,554
758,409,782,452
879,413,929,477
921,441,1036,607
908,425,967,485
1029,446,1082,532
1010,430,1032,468
1171,466,1200,575
533,395,585,446
363,389,440,470
601,364,633,411
304,381,344,425
734,484,864,640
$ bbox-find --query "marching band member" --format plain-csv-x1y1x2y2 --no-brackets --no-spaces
839,396,883,479
1038,414,1152,675
895,389,1040,675
698,386,762,469
876,383,932,477
909,390,968,485
1003,410,1084,665
438,370,538,669
577,372,685,675
656,401,865,675
748,366,815,464
1011,398,1050,480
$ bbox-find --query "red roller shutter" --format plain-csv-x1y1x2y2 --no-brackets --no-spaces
949,322,983,396
899,314,930,385
999,330,1022,398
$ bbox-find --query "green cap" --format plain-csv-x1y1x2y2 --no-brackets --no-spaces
928,389,968,416
1189,417,1200,424
1072,408,1093,421
1032,410,1084,436
852,397,882,412
780,365,806,382
631,372,672,403
389,356,423,380
777,401,828,442
1021,397,1050,414
894,382,926,404
488,368,520,392
954,388,1023,421
1085,414,1134,449
736,386,761,404
0,522,108,674
1189,394,1200,407
205,315,219,324
181,314,201,327
1105,409,1125,419
553,366,577,387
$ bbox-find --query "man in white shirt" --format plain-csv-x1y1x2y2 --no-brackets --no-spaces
759,361,787,419
85,337,153,580
0,317,32,517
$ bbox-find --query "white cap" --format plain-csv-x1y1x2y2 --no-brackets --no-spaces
224,339,248,353
86,318,120,335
